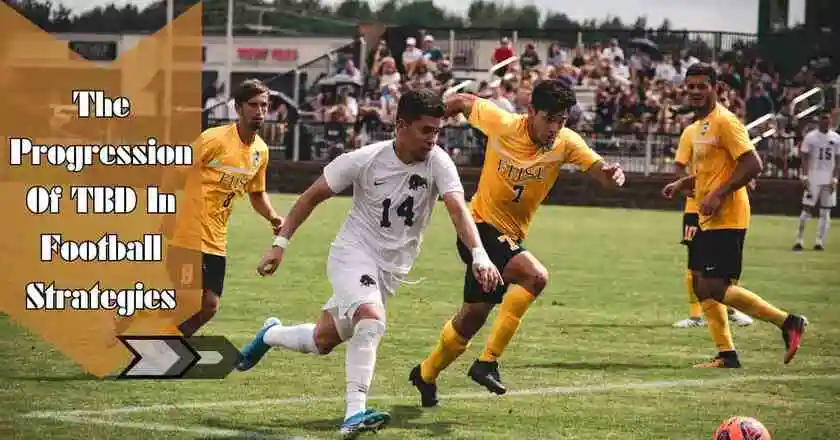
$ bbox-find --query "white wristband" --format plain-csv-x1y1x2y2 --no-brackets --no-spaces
272,235,289,249
471,247,491,267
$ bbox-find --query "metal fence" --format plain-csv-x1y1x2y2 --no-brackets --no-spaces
244,121,804,179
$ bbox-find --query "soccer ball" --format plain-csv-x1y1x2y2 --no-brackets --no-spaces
713,416,771,440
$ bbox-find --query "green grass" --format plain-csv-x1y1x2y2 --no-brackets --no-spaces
2,194,839,439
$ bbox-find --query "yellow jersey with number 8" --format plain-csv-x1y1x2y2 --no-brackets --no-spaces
169,123,269,256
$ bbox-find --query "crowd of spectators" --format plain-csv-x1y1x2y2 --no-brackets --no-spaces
205,31,838,173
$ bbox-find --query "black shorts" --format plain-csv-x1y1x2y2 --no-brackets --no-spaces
681,213,700,269
456,223,525,304
688,229,746,282
165,246,227,296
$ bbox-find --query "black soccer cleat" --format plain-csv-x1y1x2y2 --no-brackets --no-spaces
782,314,808,364
409,365,439,408
468,360,507,395
813,244,824,251
694,351,742,368
792,243,804,251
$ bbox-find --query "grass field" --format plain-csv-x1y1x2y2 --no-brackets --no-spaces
2,194,839,440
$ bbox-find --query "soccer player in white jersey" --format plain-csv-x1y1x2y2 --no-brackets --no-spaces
794,113,840,251
235,89,503,439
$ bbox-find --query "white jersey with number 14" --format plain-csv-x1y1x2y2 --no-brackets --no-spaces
801,129,840,185
323,140,464,276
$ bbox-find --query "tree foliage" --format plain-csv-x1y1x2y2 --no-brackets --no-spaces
4,0,703,37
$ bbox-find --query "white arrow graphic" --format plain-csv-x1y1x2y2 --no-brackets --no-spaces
118,337,198,379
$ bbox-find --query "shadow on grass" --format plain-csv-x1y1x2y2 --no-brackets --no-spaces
202,403,458,438
521,361,681,370
4,372,100,382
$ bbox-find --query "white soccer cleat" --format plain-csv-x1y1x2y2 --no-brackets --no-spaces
728,309,754,326
673,317,706,328
263,317,282,328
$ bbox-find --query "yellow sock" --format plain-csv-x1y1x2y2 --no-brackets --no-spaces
701,299,734,352
722,285,788,327
479,286,536,362
420,319,469,383
686,270,702,318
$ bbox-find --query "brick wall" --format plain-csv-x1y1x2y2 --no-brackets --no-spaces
267,160,828,217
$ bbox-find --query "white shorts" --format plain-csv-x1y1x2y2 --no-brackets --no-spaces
322,245,399,341
802,182,837,208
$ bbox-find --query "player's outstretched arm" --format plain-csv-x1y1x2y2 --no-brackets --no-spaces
441,191,503,293
256,177,336,276
585,160,626,188
445,93,518,140
443,93,477,119
566,132,625,189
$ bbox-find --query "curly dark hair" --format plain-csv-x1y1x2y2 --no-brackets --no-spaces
396,88,445,124
531,79,577,116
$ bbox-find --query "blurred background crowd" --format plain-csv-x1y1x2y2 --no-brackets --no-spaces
201,29,837,176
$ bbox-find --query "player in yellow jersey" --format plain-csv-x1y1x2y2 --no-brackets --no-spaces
409,79,626,406
672,132,753,329
663,63,807,368
117,79,284,338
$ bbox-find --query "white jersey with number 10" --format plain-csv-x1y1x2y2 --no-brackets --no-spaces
323,140,464,276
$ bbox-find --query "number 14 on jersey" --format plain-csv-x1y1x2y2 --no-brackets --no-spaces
380,196,415,227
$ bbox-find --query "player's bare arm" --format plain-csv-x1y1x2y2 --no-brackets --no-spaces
443,93,478,119
699,150,763,216
663,174,696,199
249,191,285,234
833,155,839,190
585,160,626,188
441,191,503,293
257,176,336,276
672,161,696,197
800,143,811,188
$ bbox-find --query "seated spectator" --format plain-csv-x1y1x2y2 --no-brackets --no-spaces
601,38,624,62
492,37,515,77
401,37,424,75
407,60,435,89
376,57,401,90
547,43,568,67
421,35,445,66
488,83,515,113
520,43,541,71
435,59,454,88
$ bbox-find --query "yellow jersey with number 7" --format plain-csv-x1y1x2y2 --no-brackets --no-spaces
467,98,602,241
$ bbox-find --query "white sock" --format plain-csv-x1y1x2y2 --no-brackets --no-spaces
345,319,386,420
817,208,831,245
263,323,318,354
796,209,810,244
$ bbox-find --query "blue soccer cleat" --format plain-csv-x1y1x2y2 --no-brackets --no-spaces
339,409,392,439
235,317,281,371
